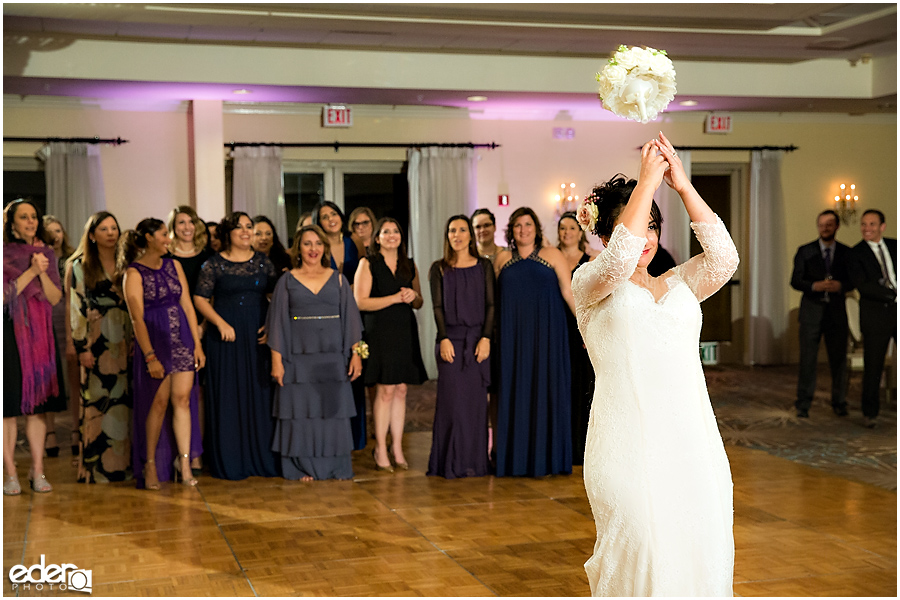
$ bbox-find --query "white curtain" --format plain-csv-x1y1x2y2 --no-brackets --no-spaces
407,147,477,379
747,149,787,365
658,150,692,264
38,142,106,237
231,146,287,240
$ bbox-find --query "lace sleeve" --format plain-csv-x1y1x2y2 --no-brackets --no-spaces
194,255,217,299
572,223,646,317
671,215,739,303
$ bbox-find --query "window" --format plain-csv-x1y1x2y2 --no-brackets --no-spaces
282,161,408,241
3,157,47,215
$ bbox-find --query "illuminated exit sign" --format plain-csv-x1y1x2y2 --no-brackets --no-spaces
705,113,733,134
322,105,353,128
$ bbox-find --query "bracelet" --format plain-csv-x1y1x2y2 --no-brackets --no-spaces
144,352,157,364
353,341,370,359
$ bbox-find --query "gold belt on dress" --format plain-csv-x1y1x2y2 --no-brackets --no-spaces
292,315,339,320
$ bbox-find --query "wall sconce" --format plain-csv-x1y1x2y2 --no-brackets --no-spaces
555,182,579,220
834,183,859,223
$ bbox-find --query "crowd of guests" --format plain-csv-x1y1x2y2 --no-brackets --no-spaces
3,193,606,494
7,193,891,495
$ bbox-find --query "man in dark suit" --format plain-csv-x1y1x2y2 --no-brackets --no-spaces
850,209,897,428
790,209,854,418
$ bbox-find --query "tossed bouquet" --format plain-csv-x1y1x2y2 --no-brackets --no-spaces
596,45,676,124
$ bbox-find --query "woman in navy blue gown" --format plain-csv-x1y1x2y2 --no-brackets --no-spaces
427,215,494,479
193,212,280,480
493,207,576,477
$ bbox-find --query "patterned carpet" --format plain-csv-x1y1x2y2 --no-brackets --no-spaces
406,364,897,491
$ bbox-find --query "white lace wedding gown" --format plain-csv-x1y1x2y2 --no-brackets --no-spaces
572,216,739,597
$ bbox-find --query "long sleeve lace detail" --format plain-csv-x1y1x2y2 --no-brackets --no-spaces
572,223,646,330
671,216,739,303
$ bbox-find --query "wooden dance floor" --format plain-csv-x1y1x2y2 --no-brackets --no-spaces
3,427,896,597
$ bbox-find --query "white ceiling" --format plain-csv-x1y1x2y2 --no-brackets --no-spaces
3,3,897,115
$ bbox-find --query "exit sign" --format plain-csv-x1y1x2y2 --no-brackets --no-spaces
705,113,733,134
323,105,353,128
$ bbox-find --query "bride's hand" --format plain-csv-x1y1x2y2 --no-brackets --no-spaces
637,140,668,191
657,131,690,193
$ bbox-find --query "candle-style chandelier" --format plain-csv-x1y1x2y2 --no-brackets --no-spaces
555,182,579,220
834,183,859,223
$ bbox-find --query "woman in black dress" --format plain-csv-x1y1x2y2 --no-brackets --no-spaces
557,211,595,466
353,217,427,472
252,215,292,276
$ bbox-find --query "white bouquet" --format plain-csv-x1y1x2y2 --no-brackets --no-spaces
596,45,676,124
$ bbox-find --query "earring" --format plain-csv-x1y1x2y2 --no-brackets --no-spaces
90,238,96,244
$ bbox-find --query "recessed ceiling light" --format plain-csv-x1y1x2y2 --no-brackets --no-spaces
467,95,488,102
679,100,698,106
232,89,252,95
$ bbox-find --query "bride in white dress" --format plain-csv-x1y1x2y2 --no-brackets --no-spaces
572,132,739,596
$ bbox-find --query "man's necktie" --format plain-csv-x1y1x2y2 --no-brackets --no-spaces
823,247,832,275
876,244,895,290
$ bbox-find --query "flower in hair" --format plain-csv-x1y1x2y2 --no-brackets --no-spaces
577,195,599,233
596,45,676,124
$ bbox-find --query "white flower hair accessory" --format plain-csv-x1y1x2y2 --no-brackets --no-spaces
596,45,676,124
577,194,600,234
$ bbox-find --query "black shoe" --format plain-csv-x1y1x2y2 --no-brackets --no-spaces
796,409,809,418
864,417,877,429
833,405,849,417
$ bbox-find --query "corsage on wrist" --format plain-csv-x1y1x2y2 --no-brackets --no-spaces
353,341,370,359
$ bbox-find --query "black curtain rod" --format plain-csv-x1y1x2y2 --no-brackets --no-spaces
226,141,500,152
672,145,798,152
3,136,129,145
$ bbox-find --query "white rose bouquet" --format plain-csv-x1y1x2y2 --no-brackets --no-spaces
595,45,676,124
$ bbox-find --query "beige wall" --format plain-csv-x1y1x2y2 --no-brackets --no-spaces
4,101,896,362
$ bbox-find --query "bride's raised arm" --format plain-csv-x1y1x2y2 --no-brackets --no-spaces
656,131,739,301
572,140,668,313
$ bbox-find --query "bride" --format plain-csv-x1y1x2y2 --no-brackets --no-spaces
573,132,739,596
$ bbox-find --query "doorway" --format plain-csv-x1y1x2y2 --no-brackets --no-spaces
282,160,408,245
691,163,746,364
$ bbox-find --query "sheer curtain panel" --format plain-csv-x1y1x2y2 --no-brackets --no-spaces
408,147,477,379
747,149,787,365
232,147,287,240
38,142,106,237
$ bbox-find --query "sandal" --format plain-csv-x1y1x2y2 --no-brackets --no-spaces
3,474,21,496
28,471,52,493
144,459,160,491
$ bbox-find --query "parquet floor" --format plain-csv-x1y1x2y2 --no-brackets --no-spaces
3,428,896,597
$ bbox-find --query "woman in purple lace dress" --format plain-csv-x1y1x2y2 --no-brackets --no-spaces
121,218,204,490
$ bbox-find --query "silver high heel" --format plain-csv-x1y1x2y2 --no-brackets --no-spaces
173,454,198,486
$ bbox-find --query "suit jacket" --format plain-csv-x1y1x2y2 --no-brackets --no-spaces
791,239,854,322
851,237,897,309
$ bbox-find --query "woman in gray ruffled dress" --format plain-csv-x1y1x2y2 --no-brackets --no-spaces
267,225,363,481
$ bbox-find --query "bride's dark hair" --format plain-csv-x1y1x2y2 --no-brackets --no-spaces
590,174,663,239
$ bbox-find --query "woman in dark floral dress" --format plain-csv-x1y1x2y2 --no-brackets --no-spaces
68,211,133,483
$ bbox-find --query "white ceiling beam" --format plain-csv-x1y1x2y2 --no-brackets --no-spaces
13,38,888,101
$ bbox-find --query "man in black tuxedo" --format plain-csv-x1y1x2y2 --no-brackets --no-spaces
850,209,897,428
791,209,854,418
